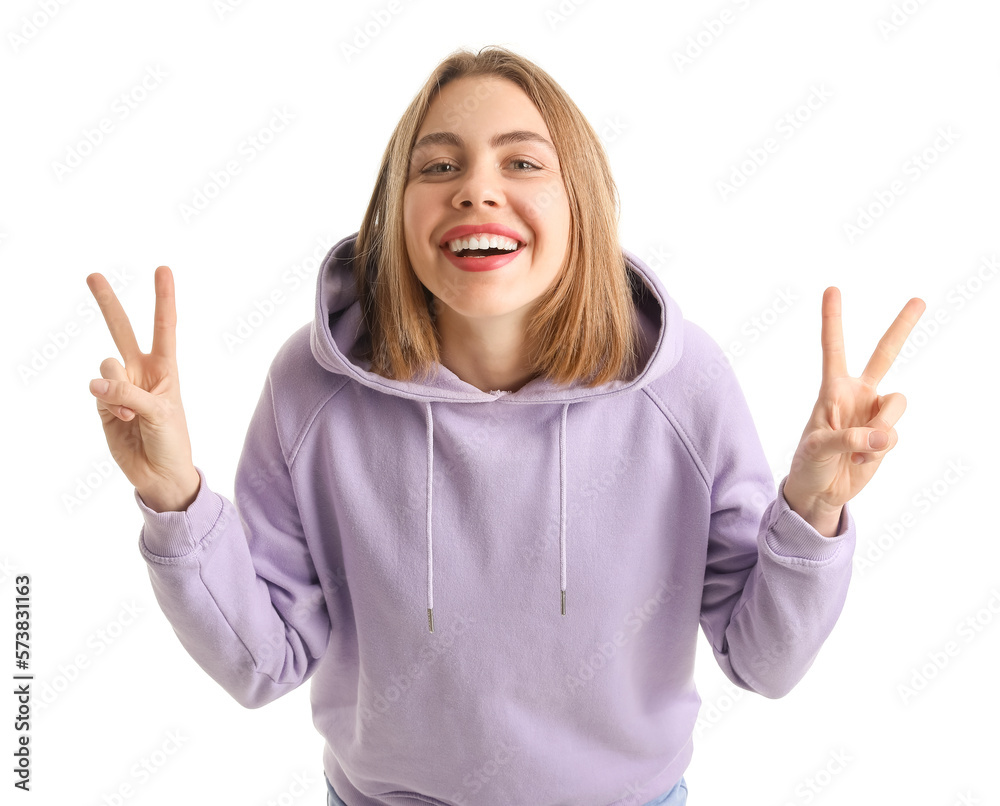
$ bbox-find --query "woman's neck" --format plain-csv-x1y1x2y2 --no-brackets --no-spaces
435,304,538,393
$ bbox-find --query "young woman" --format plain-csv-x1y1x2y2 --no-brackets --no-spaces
86,46,925,806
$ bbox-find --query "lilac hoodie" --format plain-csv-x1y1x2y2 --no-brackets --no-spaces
136,232,856,806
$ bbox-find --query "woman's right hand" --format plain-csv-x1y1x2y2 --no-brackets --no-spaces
87,266,201,513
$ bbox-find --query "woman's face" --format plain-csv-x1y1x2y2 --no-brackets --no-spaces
403,76,571,322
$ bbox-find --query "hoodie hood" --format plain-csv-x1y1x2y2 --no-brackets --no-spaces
310,232,684,403
309,232,686,631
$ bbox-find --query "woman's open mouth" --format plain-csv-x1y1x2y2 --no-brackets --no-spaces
440,234,526,273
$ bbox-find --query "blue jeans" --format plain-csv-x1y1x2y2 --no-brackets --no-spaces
324,774,687,805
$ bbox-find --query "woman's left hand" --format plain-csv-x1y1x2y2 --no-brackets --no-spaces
782,287,927,536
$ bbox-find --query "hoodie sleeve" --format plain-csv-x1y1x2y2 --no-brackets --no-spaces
134,371,332,709
692,329,856,699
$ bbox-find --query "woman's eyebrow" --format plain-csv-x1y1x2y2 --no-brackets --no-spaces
411,130,558,156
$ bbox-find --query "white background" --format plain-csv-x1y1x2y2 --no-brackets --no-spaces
3,1,997,804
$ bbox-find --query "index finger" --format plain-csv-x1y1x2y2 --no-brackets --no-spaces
860,297,927,386
151,265,177,360
821,286,848,383
86,272,142,363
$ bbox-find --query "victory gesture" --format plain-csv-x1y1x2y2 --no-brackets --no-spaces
87,266,200,513
783,287,927,537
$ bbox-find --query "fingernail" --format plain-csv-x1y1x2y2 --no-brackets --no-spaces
868,431,888,449
90,379,109,395
852,453,865,464
120,406,135,420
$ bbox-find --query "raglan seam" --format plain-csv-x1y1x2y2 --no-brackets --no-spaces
270,368,351,470
641,385,711,491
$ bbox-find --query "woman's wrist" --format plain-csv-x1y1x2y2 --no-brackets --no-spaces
137,466,201,513
783,479,843,538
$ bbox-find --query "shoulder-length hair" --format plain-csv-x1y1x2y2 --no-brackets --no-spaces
351,45,641,388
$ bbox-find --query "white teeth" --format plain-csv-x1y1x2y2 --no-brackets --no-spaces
447,234,521,253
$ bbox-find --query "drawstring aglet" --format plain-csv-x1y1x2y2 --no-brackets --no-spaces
427,608,434,633
561,590,566,616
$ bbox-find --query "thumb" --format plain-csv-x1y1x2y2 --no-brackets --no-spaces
90,364,159,422
806,426,890,460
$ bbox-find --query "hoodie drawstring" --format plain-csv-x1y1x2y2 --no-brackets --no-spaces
558,402,568,617
424,401,435,632
422,401,570,632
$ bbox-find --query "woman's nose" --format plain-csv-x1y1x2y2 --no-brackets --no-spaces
454,159,503,208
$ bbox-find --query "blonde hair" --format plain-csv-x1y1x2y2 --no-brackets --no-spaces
351,45,641,388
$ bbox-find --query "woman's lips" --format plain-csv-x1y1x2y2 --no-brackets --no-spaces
439,223,526,245
440,243,525,272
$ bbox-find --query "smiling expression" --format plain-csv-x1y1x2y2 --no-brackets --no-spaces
403,76,572,321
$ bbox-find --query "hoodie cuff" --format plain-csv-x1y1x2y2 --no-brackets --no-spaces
135,467,226,561
761,475,854,563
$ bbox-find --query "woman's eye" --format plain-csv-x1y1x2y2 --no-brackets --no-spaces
420,158,541,175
